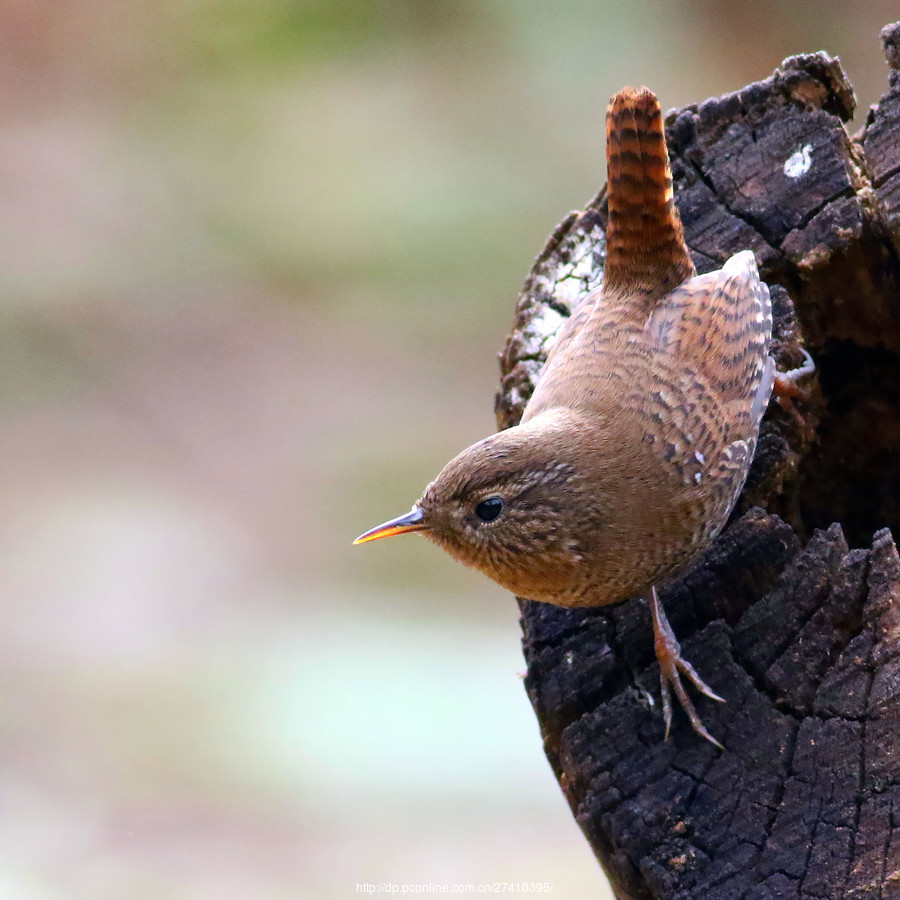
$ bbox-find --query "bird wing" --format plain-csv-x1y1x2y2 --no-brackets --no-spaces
645,250,773,421
640,249,774,513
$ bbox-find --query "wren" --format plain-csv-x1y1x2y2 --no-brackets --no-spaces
355,86,813,747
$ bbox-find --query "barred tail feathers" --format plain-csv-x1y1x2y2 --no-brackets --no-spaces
603,86,695,298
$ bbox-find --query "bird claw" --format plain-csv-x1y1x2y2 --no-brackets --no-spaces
657,644,725,749
649,587,724,749
774,347,816,404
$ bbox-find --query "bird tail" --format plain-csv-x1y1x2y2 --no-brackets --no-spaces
603,86,695,298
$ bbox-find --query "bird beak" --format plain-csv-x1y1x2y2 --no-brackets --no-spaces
353,506,429,544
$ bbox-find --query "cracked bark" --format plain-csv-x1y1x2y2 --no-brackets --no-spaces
495,23,900,900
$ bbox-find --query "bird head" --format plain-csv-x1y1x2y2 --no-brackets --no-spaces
355,416,598,603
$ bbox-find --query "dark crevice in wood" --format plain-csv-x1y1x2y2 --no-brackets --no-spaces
675,153,785,265
496,22,900,900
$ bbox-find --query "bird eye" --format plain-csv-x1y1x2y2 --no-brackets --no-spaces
475,497,503,522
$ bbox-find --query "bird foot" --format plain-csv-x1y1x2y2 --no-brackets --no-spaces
649,586,724,749
774,346,816,407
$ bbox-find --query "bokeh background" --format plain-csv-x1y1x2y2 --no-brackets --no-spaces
1,2,897,898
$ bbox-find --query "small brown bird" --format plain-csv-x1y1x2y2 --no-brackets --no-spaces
356,87,812,747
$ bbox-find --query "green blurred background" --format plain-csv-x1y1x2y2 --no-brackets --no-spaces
0,2,896,897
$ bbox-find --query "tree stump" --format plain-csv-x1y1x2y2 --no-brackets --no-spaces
495,23,900,900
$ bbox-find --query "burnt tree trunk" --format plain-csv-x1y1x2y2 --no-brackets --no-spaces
495,24,900,900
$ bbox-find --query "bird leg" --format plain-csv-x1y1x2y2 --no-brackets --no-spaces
648,586,724,748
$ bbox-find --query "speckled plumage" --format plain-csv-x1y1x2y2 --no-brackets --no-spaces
356,86,795,746
521,244,774,607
